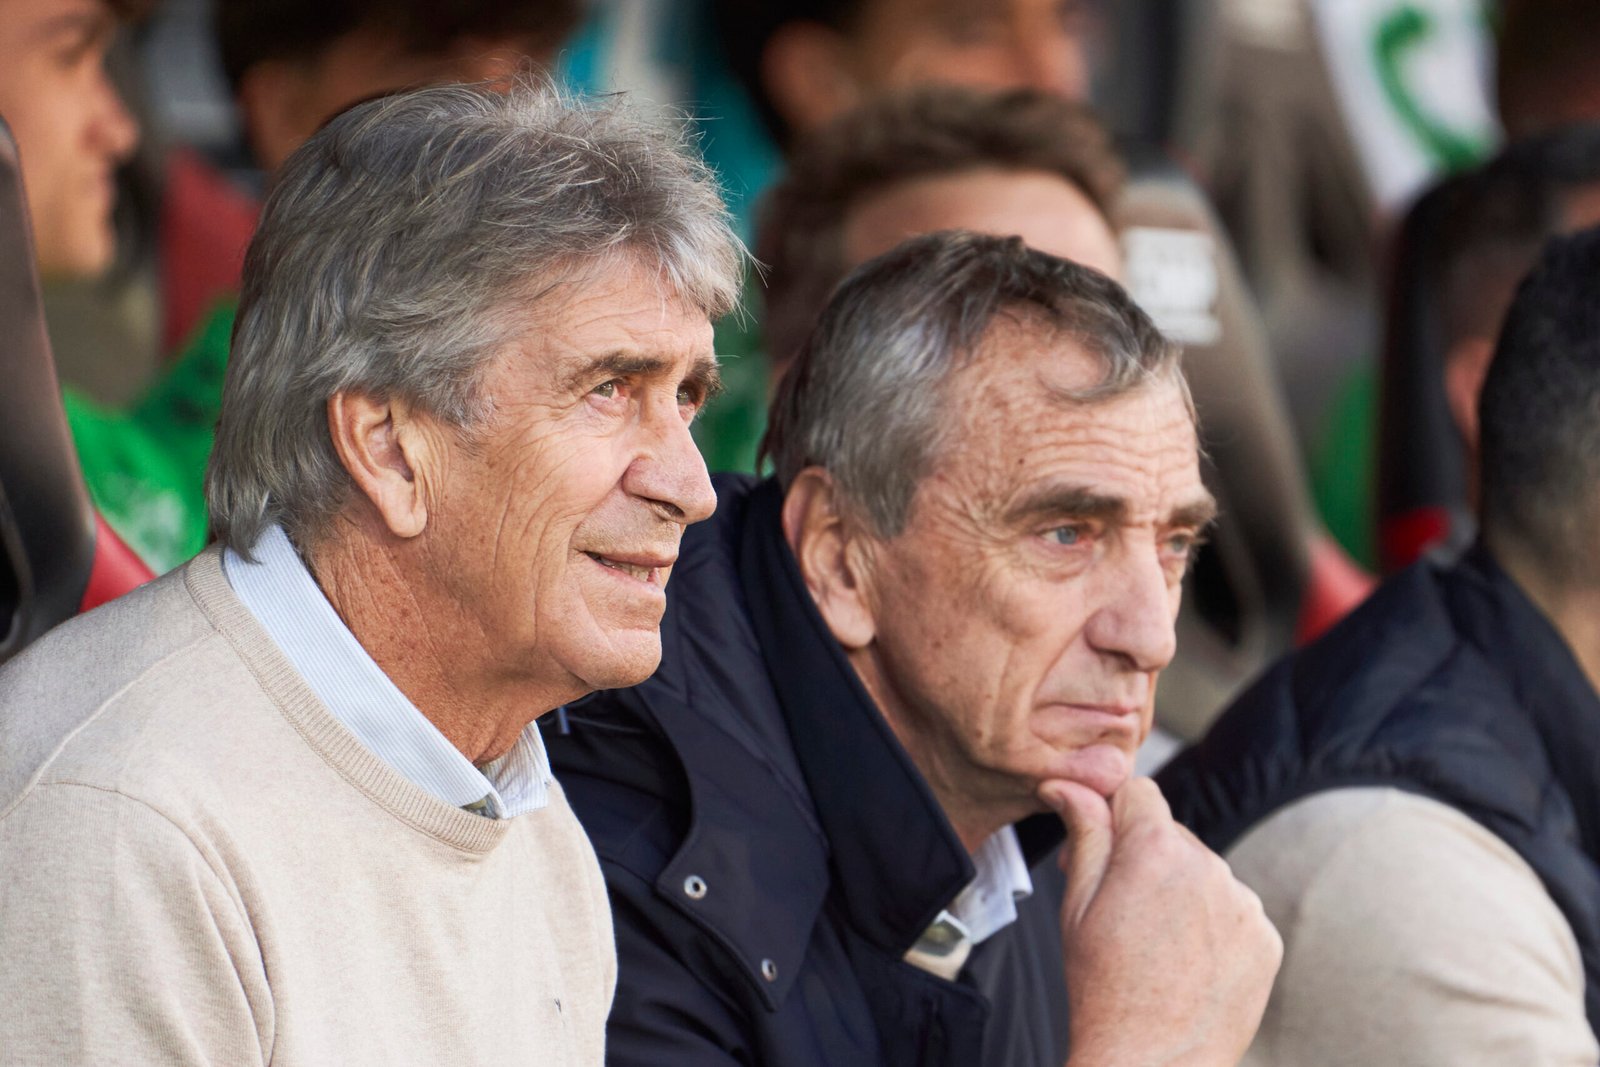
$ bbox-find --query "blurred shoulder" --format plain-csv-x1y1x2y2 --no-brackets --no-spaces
1232,787,1596,1066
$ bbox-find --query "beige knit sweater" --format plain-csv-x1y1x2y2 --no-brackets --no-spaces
0,549,616,1065
1231,787,1598,1066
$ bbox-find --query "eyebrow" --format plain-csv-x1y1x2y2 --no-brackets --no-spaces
563,351,723,399
32,9,111,47
1005,487,1128,526
1168,494,1220,531
1004,484,1219,530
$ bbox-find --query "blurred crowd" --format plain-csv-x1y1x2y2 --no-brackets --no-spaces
6,0,1600,1063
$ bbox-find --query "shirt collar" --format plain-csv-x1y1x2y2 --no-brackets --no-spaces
223,525,552,818
947,824,1035,945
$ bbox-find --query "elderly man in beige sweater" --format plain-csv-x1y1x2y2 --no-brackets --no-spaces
0,79,1279,1066
0,80,743,1064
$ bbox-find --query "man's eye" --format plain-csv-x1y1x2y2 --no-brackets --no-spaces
592,380,619,399
937,12,1001,43
676,384,701,408
1166,532,1207,561
1048,525,1084,547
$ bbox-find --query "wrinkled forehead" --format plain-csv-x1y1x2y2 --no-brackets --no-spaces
923,316,1200,506
950,304,1187,407
502,247,716,323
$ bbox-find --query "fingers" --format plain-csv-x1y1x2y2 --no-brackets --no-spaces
1109,776,1172,834
1053,775,1284,1065
1041,779,1113,925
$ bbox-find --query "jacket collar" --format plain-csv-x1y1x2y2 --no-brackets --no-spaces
1452,544,1600,861
737,478,979,957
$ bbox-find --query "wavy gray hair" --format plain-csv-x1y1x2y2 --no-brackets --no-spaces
763,231,1188,537
208,78,745,554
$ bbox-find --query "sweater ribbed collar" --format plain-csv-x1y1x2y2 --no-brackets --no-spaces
184,547,511,854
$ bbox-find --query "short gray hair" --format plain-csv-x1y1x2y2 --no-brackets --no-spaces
208,78,745,553
763,231,1186,536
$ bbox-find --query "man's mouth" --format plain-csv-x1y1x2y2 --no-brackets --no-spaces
584,551,667,584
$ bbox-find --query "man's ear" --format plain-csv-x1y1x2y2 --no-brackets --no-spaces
761,22,862,136
327,392,434,539
782,468,877,650
1445,337,1496,455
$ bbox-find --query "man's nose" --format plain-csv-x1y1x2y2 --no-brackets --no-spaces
1011,24,1091,100
626,399,717,525
1082,544,1179,673
92,70,140,163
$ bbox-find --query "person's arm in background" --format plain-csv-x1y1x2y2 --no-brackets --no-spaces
1229,788,1598,1066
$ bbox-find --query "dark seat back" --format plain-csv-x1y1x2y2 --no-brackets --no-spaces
0,118,150,666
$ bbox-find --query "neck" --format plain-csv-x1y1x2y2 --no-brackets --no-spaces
306,520,558,764
848,647,1031,856
1496,542,1600,698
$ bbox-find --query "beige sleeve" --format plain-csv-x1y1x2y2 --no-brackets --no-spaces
1227,787,1598,1067
0,782,272,1065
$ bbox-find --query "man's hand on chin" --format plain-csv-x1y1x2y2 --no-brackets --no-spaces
1040,776,1283,1067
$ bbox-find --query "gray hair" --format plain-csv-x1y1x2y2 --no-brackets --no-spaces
762,231,1187,536
208,77,746,554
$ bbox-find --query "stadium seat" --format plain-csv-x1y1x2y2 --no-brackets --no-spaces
0,118,153,667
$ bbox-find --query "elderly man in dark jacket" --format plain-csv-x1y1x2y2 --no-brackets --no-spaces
1159,229,1600,1063
546,232,1280,1066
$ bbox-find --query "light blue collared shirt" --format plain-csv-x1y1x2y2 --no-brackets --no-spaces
223,525,553,818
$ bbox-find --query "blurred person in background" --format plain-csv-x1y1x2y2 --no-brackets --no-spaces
63,0,582,574
1160,228,1600,1066
714,0,1096,140
0,0,140,279
755,87,1122,382
685,0,1104,473
1402,153,1598,561
220,0,578,174
548,230,1282,1066
1497,0,1600,143
1375,4,1600,572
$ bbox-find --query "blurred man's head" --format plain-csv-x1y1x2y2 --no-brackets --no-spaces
0,0,140,278
715,0,1098,142
1430,135,1600,500
1497,0,1600,141
217,0,582,171
765,232,1206,845
757,86,1124,377
1432,172,1553,488
1478,226,1600,597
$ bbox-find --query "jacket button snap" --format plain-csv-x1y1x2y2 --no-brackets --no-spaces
760,958,778,982
683,874,708,900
